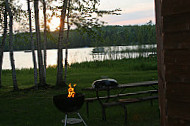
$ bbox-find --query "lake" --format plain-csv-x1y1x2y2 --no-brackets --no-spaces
2,45,156,70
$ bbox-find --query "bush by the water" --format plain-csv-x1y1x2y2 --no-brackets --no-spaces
70,57,157,71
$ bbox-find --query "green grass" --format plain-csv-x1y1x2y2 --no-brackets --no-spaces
0,57,159,126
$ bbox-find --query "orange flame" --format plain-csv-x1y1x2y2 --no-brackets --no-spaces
68,83,77,98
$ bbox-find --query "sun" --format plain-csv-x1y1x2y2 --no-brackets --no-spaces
49,16,60,31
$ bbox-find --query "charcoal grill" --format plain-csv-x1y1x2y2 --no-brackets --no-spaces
92,79,118,88
53,93,87,126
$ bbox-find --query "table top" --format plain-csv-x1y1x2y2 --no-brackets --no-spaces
82,80,158,91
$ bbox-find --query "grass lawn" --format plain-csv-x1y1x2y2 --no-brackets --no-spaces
0,58,159,126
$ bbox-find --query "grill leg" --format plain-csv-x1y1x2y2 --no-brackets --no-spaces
77,112,88,126
64,114,67,126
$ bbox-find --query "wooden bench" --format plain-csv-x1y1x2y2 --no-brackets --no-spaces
82,81,158,125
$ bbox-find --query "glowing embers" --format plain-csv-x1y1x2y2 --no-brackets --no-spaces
68,83,77,98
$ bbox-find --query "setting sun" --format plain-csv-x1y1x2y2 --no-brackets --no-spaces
49,16,60,31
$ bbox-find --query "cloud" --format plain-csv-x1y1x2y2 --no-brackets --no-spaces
101,9,155,25
98,0,155,25
112,17,155,25
121,2,154,14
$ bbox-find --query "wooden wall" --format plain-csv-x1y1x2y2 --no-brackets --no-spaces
156,0,190,125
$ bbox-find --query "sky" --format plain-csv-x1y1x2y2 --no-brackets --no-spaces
15,0,155,31
98,0,155,25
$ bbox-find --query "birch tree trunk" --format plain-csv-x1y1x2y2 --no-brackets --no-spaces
34,0,46,86
27,0,38,88
6,0,19,91
56,0,68,87
43,0,47,81
64,0,71,85
0,3,8,88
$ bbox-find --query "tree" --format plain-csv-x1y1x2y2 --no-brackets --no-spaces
6,0,19,91
42,0,47,81
55,0,121,87
63,0,71,85
34,0,46,86
0,1,8,88
56,0,68,87
27,0,38,88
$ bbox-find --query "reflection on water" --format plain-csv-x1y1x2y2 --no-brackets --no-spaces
2,45,156,70
3,47,95,70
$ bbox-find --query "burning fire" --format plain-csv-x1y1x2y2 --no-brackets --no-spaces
68,83,77,98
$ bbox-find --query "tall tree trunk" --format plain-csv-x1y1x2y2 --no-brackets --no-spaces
63,0,71,85
6,0,19,91
0,3,8,88
43,0,47,82
34,0,46,86
27,0,38,88
56,0,68,87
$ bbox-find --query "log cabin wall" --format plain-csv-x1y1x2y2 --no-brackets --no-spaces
156,0,190,125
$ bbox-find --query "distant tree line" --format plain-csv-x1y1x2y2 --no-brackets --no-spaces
0,22,156,52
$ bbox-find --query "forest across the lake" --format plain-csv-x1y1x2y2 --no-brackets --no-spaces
0,23,156,51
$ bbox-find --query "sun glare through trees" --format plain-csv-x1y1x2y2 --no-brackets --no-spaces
49,16,60,31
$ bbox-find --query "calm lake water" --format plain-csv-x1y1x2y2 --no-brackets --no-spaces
2,45,156,70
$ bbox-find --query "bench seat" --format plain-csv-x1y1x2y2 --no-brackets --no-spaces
85,89,158,102
103,95,158,107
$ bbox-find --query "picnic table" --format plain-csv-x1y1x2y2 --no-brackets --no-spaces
82,80,158,91
82,80,158,125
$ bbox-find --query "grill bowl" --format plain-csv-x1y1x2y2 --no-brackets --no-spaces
53,93,84,113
